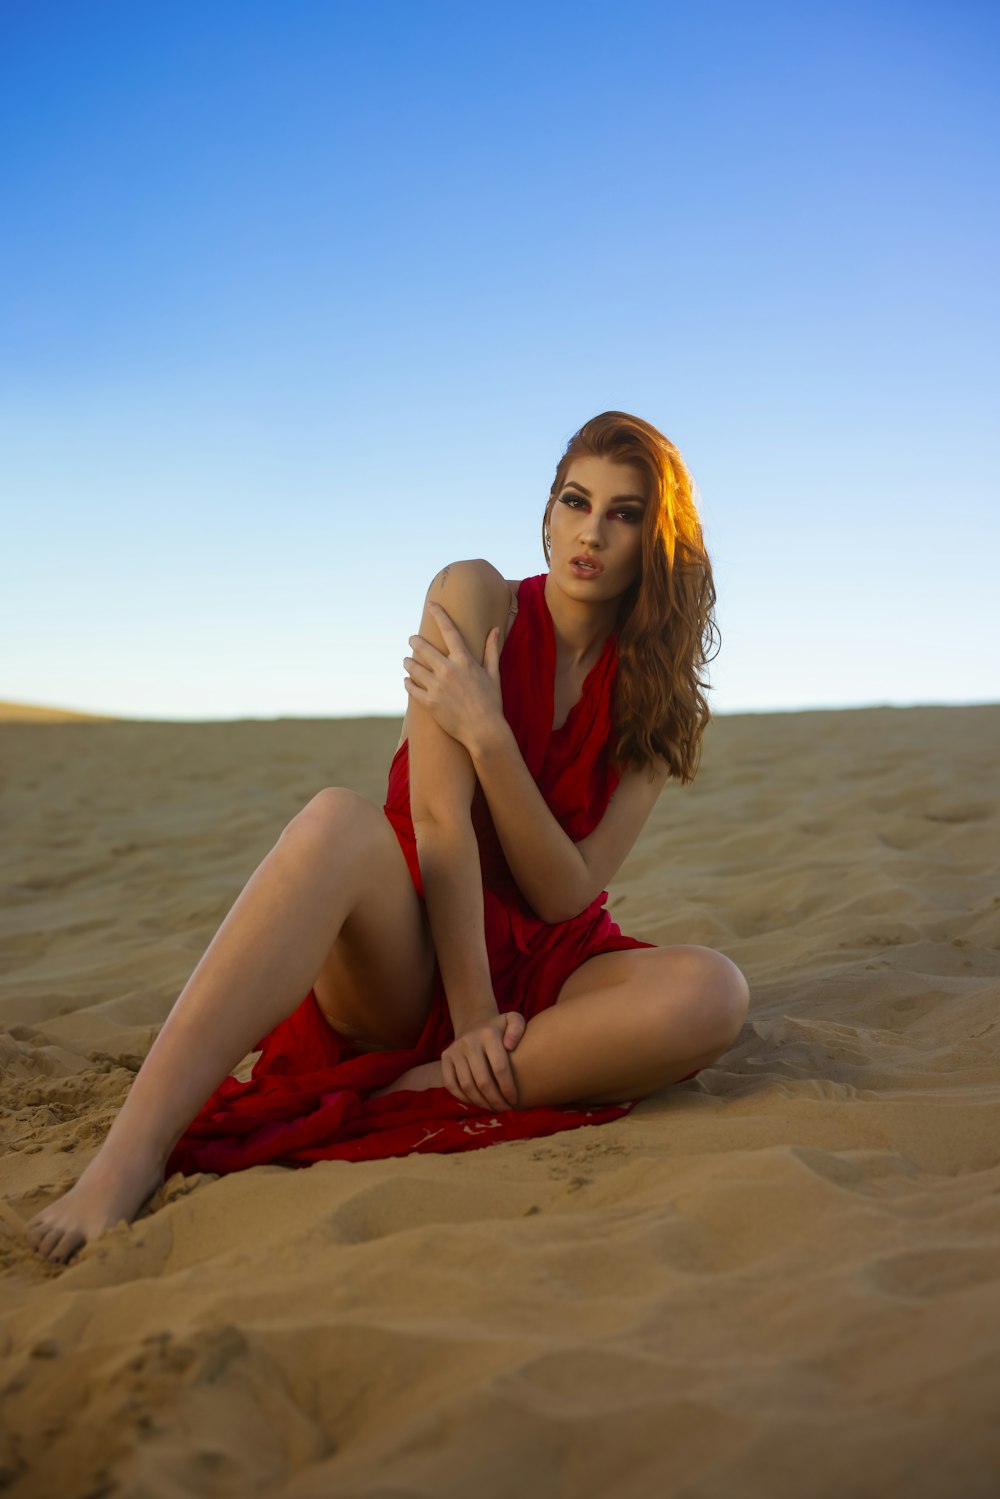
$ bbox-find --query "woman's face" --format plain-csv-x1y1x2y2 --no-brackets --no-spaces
548,454,647,600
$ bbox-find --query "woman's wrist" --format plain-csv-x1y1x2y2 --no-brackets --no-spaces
467,713,513,766
450,993,500,1036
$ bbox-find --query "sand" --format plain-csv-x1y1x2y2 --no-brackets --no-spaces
1,700,999,1498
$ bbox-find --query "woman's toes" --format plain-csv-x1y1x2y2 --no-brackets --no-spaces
35,1227,60,1260
47,1230,69,1261
25,1211,50,1240
53,1233,81,1265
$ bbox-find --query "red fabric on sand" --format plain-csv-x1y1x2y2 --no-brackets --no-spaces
165,573,699,1175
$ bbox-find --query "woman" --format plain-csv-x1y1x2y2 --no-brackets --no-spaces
26,410,750,1265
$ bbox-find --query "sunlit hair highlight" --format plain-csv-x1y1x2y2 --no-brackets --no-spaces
543,410,719,784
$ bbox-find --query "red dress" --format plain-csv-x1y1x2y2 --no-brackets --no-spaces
165,573,699,1177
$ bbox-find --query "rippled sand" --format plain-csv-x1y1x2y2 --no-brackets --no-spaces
2,701,999,1498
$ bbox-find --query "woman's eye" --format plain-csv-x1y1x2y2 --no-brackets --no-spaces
560,495,642,523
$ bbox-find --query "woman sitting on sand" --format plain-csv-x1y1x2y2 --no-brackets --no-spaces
26,409,750,1265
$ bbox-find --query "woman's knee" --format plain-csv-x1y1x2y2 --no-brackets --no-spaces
283,786,373,841
693,946,749,1047
664,945,750,1053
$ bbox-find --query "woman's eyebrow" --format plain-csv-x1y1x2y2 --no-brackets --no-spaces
563,482,646,506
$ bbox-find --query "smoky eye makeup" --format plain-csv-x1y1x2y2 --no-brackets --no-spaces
560,491,644,521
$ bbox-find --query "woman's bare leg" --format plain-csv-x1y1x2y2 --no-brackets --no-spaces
509,945,749,1106
379,946,749,1110
24,789,435,1264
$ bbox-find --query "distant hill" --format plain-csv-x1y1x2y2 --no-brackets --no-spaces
0,700,120,723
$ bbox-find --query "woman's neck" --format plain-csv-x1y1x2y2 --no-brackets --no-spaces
543,574,619,672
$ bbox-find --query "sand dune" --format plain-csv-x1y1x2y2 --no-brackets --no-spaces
2,704,999,1497
0,699,122,723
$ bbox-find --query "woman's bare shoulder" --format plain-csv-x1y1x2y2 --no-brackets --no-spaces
394,565,521,754
427,557,507,590
427,558,520,617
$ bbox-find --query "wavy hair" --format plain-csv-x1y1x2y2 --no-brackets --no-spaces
542,411,719,785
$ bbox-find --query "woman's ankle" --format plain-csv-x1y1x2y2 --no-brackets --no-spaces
88,1129,170,1182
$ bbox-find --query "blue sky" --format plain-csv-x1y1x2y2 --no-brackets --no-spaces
2,0,997,720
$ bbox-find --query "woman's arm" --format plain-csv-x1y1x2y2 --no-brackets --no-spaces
407,561,513,1033
468,720,671,925
406,590,671,926
414,820,496,1032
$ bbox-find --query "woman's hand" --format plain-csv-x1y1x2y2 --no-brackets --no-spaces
441,1010,527,1112
403,601,505,754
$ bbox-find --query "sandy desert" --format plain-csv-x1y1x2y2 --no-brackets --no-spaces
2,699,999,1498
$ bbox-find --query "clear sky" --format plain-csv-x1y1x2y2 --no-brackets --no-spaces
2,0,997,721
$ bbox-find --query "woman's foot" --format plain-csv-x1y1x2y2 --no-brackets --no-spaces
370,1060,445,1098
24,1146,167,1265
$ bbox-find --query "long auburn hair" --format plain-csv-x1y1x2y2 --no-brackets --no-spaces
542,410,719,785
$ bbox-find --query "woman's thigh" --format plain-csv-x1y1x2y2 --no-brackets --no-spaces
555,943,749,1036
497,944,748,1111
303,789,438,1051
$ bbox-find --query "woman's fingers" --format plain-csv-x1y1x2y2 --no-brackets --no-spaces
442,1056,475,1108
441,1052,483,1109
485,1037,518,1106
466,1035,516,1110
447,1042,511,1111
440,1055,462,1102
426,602,471,657
442,1016,525,1112
403,655,432,686
454,1060,498,1112
503,1012,526,1050
473,1055,512,1111
407,633,445,665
